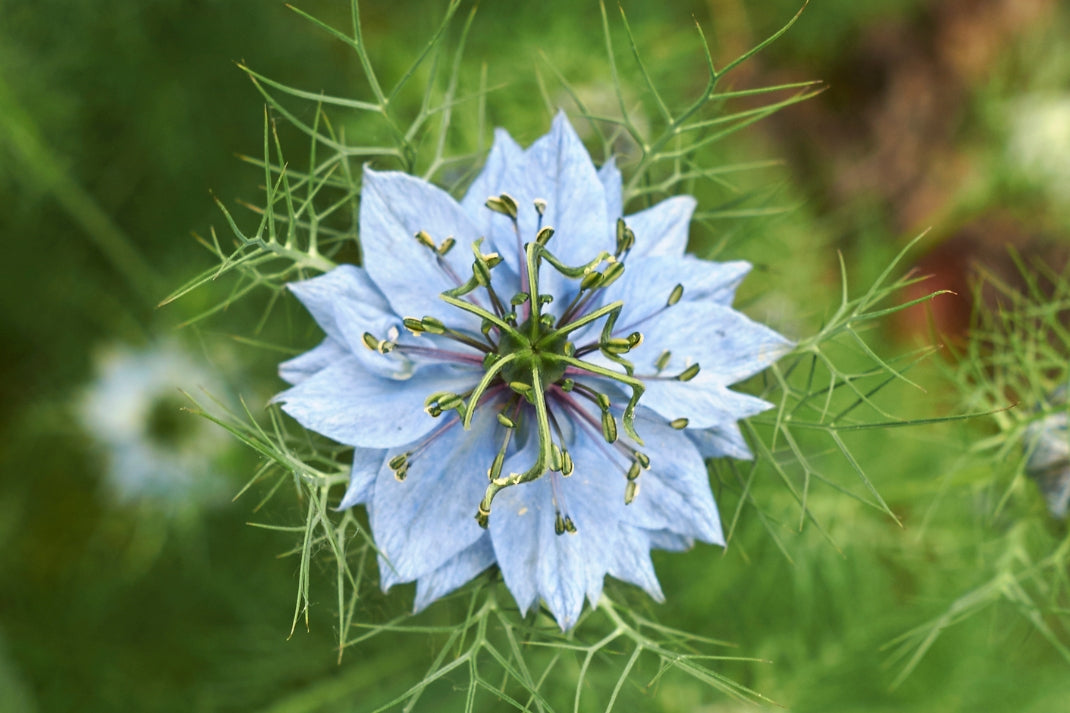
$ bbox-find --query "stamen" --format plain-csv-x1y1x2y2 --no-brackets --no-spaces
669,417,689,429
677,364,700,381
667,283,684,307
655,350,672,372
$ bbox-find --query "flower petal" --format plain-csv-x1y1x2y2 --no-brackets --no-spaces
339,449,386,509
632,301,792,384
413,535,496,612
489,422,666,629
360,167,484,324
275,356,478,448
616,413,724,544
625,195,696,258
462,128,527,262
687,422,755,460
645,528,694,552
639,378,773,432
278,338,347,386
599,256,752,328
598,157,623,222
523,112,609,259
372,408,499,589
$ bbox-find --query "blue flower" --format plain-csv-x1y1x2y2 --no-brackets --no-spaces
275,112,791,629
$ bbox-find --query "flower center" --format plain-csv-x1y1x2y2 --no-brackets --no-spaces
498,318,569,395
363,193,696,532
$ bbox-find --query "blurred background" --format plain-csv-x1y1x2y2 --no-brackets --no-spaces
2,0,1070,711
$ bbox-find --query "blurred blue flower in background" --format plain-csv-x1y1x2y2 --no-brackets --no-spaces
276,113,791,629
79,341,232,511
1024,390,1070,519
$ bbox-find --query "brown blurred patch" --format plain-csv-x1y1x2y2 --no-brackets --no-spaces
715,0,1064,344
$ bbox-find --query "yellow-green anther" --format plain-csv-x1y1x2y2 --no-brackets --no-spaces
535,226,555,246
563,516,577,534
509,381,532,394
437,393,465,411
601,409,618,443
626,461,641,481
403,317,425,334
596,393,611,411
677,363,701,382
496,412,515,428
511,292,529,306
394,467,408,482
560,378,574,392
670,417,689,430
539,314,555,329
601,261,625,288
655,350,671,372
624,480,639,505
489,450,506,481
473,258,492,287
538,294,553,305
414,230,436,249
420,316,446,334
361,332,379,351
498,193,519,219
627,332,643,348
603,337,632,355
388,453,409,471
635,451,650,469
485,253,503,269
554,511,566,536
667,283,684,307
551,443,563,472
377,340,395,355
533,198,547,216
437,237,456,255
485,196,515,219
561,449,574,476
564,341,575,357
615,218,635,255
580,270,603,291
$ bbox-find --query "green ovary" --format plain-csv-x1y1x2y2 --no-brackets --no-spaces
498,318,568,394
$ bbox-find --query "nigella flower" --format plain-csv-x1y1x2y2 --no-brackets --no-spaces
276,112,791,629
1023,389,1070,519
79,341,232,510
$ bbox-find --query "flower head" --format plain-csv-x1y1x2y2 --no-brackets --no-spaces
79,341,232,510
276,112,791,629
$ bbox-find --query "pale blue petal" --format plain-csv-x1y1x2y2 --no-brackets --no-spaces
461,128,527,263
645,528,694,552
413,535,496,612
598,256,752,327
360,167,483,325
631,301,792,383
617,413,724,544
639,377,773,431
489,421,667,629
489,475,587,629
598,157,623,221
287,265,408,378
373,408,499,589
275,356,478,448
608,526,664,602
287,264,391,340
278,338,347,386
625,195,696,258
339,449,386,510
687,423,754,460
